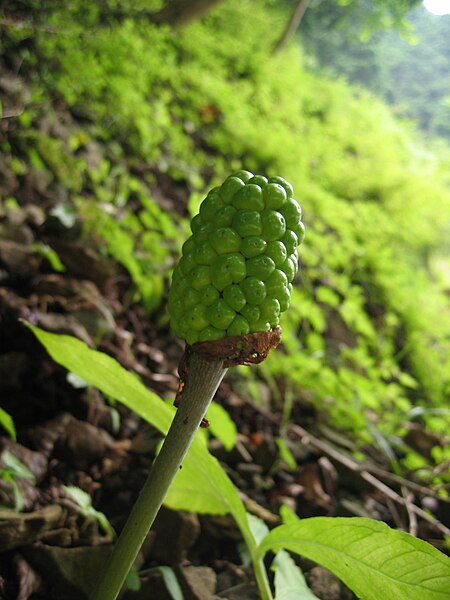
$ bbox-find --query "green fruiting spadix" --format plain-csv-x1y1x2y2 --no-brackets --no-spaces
169,172,304,345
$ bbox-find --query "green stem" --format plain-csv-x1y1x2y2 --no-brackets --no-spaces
251,549,274,600
239,513,273,599
91,353,227,600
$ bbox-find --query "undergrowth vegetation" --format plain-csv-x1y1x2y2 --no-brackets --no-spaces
2,0,449,490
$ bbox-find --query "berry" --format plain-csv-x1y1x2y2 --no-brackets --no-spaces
245,255,276,280
211,253,246,290
260,298,281,325
265,240,287,266
248,175,268,187
232,210,262,238
194,241,217,265
227,315,250,337
280,230,298,256
210,227,241,254
240,304,260,323
263,183,286,210
268,176,294,198
232,184,264,211
186,305,209,331
206,299,236,330
241,276,267,305
280,198,302,229
201,285,220,306
231,169,253,182
223,284,246,312
266,269,288,295
215,205,237,227
198,326,225,342
279,257,296,283
220,176,245,204
191,265,211,290
169,171,304,342
199,188,223,221
241,236,267,258
260,209,286,241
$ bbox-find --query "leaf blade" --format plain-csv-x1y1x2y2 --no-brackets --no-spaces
27,325,252,544
273,550,320,600
259,517,450,600
0,407,16,442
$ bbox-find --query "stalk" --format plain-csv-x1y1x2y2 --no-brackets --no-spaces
91,352,227,600
247,538,274,600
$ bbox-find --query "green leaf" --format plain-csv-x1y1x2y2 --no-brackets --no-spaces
275,437,297,471
124,568,141,592
247,513,270,545
397,372,419,389
0,408,16,442
0,451,35,512
159,566,184,600
279,504,300,525
26,324,174,434
259,517,450,600
64,485,92,511
32,242,66,272
315,285,340,308
26,325,253,548
246,514,319,600
206,401,237,451
1,450,35,483
272,550,320,600
10,479,24,512
64,485,116,539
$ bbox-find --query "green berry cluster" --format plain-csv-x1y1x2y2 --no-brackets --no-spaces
169,171,305,345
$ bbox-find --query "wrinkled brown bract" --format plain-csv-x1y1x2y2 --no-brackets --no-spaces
175,327,282,426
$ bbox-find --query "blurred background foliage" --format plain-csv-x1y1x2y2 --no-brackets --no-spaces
1,0,449,488
301,0,450,140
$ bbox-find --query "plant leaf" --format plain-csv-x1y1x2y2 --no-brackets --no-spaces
1,450,35,482
26,325,253,547
26,324,174,433
124,568,141,592
279,504,299,525
275,437,297,471
259,517,450,600
64,485,116,539
247,513,270,546
206,401,237,451
64,485,92,511
246,514,319,599
0,407,16,442
159,566,184,600
272,550,320,600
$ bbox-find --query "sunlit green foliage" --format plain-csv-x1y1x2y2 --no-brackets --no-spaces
3,0,449,484
302,4,450,141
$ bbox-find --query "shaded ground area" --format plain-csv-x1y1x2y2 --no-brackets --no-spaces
0,63,449,600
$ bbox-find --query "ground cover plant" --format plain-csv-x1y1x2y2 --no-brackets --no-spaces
0,0,450,598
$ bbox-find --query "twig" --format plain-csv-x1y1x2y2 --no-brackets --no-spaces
273,0,310,54
289,424,450,537
402,485,418,536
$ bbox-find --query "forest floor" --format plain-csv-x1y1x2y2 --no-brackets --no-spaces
1,65,449,600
